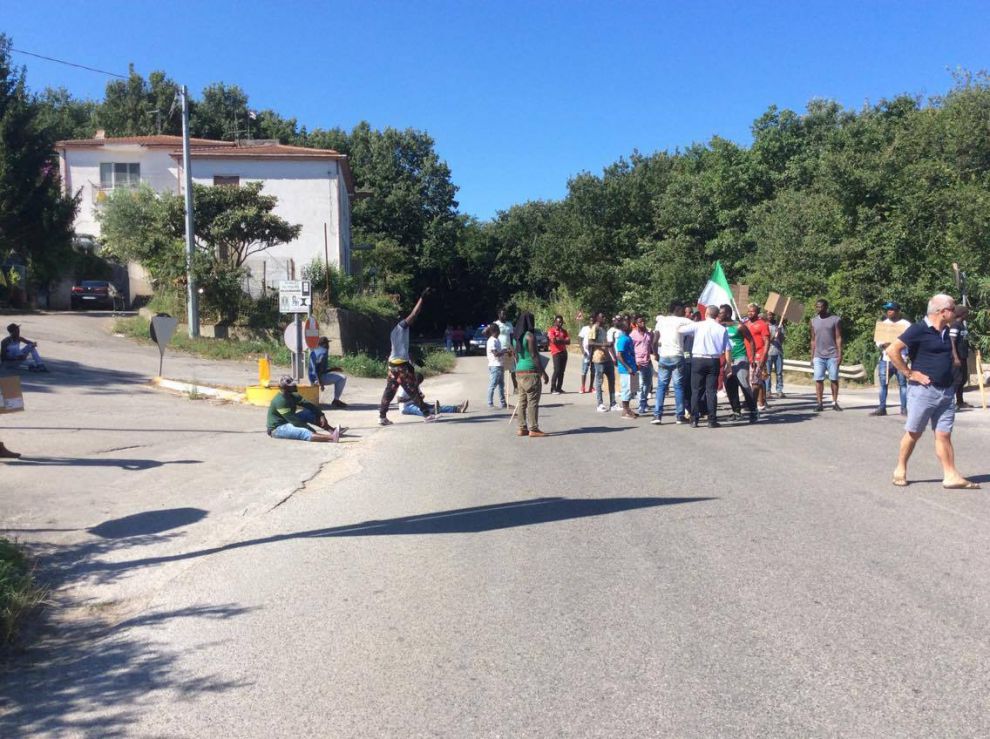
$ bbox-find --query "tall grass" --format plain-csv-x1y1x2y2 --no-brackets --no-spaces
0,538,46,648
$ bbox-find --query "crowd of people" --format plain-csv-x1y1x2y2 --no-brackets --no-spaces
260,288,978,490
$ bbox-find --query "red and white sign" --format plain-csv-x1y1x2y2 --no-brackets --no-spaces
304,316,320,349
284,316,321,353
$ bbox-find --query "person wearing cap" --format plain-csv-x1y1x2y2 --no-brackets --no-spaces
308,336,348,408
267,376,343,442
1,324,47,372
871,301,911,416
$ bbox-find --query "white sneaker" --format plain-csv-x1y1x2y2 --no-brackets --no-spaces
597,404,609,412
378,417,393,426
330,427,341,442
424,414,438,423
609,403,618,411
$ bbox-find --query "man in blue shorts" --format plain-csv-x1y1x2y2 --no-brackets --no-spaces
810,299,843,412
886,294,979,489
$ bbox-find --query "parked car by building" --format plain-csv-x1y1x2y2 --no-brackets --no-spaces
70,280,122,310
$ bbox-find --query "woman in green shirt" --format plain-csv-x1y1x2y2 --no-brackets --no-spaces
512,312,549,437
720,304,758,423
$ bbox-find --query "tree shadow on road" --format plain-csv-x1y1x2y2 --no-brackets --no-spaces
0,603,252,737
10,357,154,395
91,496,717,573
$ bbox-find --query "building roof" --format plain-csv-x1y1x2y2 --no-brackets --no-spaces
56,135,357,196
56,134,235,148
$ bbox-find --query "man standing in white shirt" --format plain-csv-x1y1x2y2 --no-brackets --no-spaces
682,305,732,428
651,301,694,425
495,309,517,393
577,315,593,394
871,300,912,416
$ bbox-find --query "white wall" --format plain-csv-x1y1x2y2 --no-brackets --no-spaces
62,146,179,238
188,158,350,287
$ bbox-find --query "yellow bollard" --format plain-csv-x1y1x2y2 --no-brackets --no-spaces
258,354,271,387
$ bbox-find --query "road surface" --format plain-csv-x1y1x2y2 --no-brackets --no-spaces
2,312,989,737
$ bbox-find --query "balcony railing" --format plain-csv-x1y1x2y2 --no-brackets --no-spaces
90,181,142,205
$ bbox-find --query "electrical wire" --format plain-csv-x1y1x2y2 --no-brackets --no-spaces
10,47,128,79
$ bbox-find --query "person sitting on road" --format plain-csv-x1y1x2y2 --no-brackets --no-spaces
267,376,343,443
308,337,348,408
397,373,469,417
1,323,48,372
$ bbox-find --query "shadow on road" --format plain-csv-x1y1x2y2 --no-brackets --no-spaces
0,603,252,737
91,496,717,573
88,508,209,539
12,357,153,395
8,457,203,471
551,426,634,436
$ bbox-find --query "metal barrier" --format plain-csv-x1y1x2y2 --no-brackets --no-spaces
781,358,867,380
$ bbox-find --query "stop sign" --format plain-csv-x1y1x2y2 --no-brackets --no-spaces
304,316,320,349
283,316,321,352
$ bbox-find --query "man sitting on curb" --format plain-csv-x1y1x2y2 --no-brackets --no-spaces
396,373,469,417
308,336,348,408
267,375,343,442
2,324,48,372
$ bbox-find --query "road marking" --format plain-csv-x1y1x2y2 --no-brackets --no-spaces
918,497,983,524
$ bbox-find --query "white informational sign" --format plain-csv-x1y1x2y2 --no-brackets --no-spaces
278,280,312,314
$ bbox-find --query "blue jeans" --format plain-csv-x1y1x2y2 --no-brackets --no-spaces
878,356,907,412
317,372,347,400
594,360,615,406
765,353,783,394
271,408,320,441
636,363,653,413
402,403,456,416
654,357,685,419
487,366,506,406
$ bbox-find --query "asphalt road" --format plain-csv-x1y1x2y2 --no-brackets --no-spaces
3,313,990,737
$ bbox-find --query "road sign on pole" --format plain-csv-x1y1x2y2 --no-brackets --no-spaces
279,280,311,314
304,316,320,349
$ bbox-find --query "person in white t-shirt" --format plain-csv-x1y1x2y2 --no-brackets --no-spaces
652,301,695,424
577,317,592,393
485,323,509,408
871,300,912,417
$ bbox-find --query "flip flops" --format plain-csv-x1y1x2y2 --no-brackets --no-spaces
891,475,908,487
942,480,981,490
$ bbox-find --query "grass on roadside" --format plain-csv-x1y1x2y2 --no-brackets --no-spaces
111,316,429,380
0,538,47,649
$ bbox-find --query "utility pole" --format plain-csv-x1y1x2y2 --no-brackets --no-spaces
180,85,200,337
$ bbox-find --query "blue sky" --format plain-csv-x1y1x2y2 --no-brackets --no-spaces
5,1,989,219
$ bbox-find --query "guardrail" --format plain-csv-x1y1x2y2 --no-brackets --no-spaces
781,358,867,380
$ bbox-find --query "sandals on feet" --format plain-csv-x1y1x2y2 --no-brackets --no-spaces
891,475,908,487
942,480,981,490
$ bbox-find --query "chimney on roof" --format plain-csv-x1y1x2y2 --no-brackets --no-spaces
95,129,106,140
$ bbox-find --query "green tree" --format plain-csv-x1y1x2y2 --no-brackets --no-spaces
190,83,250,140
98,67,180,136
0,35,78,294
33,86,97,140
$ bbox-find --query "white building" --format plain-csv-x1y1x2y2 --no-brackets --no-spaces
56,133,356,302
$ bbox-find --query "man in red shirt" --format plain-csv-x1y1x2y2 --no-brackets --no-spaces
547,314,571,394
742,303,771,411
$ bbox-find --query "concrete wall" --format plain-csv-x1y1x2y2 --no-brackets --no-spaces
319,306,393,358
188,158,351,289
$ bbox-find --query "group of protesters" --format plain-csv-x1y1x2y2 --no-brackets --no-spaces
263,286,979,491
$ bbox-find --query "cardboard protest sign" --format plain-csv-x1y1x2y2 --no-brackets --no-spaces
873,321,906,345
0,376,25,414
763,292,805,324
731,284,750,309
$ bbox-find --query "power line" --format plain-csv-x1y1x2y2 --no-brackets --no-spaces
10,47,128,80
